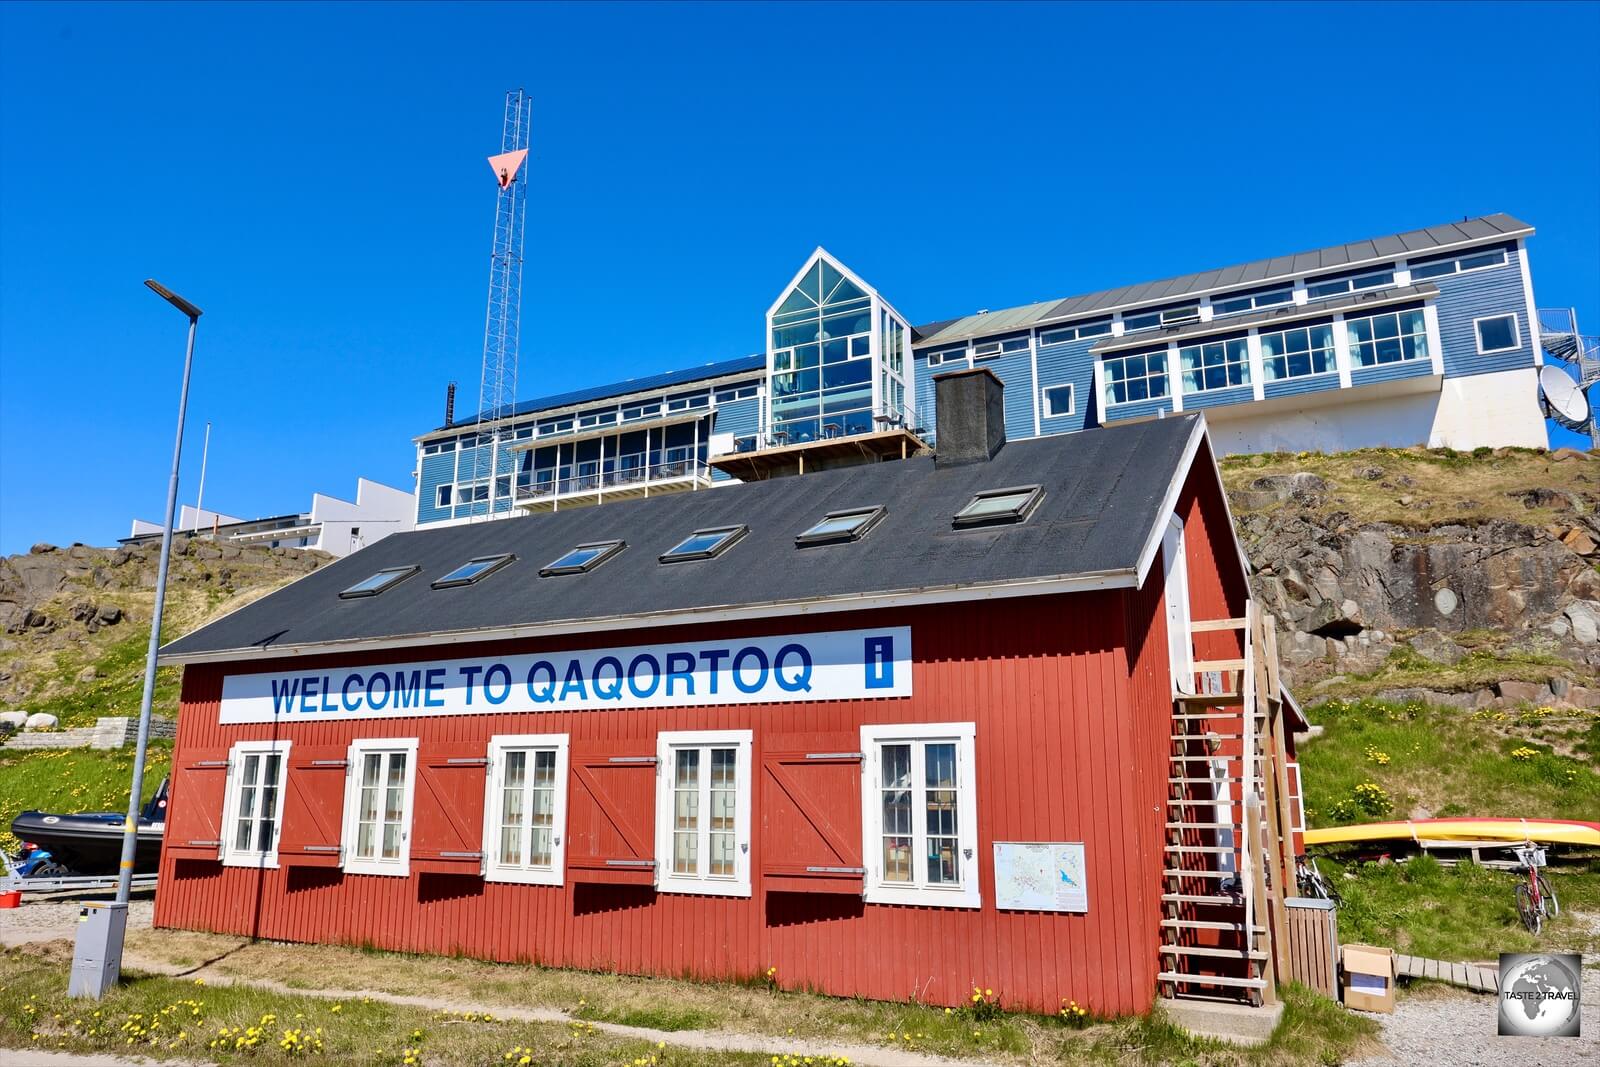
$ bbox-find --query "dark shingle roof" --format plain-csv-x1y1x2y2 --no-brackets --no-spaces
162,415,1208,663
913,213,1531,348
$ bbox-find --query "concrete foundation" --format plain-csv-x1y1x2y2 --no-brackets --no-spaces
1159,996,1286,1046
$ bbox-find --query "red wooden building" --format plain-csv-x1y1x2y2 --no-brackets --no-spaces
155,371,1304,1017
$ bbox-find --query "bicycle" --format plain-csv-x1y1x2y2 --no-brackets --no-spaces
1296,855,1342,905
1513,845,1559,935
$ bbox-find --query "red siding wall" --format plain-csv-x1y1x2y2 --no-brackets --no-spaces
155,590,1172,1015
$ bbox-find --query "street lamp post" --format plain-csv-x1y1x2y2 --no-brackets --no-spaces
69,282,203,997
115,280,201,904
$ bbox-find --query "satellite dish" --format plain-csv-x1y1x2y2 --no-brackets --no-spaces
1539,365,1591,431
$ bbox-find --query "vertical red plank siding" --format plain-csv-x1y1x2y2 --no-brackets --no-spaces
154,462,1237,1018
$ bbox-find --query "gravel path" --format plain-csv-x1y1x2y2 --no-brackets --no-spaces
0,899,155,947
1349,965,1598,1066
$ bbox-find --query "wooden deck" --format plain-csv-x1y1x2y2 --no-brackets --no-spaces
1395,954,1499,993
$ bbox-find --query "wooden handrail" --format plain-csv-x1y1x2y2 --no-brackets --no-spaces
1191,617,1249,632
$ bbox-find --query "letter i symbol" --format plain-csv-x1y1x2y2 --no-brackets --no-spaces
864,636,893,690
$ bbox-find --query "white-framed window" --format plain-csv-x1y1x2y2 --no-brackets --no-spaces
1178,337,1251,395
654,730,752,897
435,484,452,509
422,439,456,456
1473,313,1521,355
1305,266,1395,300
1260,322,1336,381
483,734,569,886
972,336,1029,361
1037,319,1111,346
925,346,968,368
1041,383,1075,417
860,722,980,909
1211,286,1294,317
220,740,291,868
1347,308,1429,367
1409,247,1507,280
1101,348,1170,406
341,738,418,877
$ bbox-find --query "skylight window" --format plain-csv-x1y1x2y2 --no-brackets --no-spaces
339,565,420,599
660,525,747,564
431,554,515,589
796,506,885,545
953,485,1042,528
541,540,625,577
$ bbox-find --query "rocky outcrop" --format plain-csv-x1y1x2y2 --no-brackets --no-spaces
1238,502,1600,703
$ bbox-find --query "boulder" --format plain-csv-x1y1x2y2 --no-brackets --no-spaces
1564,685,1600,708
1493,680,1552,706
1562,528,1599,556
29,543,55,554
0,710,27,729
1407,631,1465,665
23,712,59,730
1563,601,1600,645
96,604,122,625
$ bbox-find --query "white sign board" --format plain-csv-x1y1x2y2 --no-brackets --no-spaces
993,842,1088,913
219,626,911,725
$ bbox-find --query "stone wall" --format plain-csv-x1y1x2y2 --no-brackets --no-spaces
2,715,176,751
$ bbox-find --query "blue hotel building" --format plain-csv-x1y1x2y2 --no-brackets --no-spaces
413,213,1556,529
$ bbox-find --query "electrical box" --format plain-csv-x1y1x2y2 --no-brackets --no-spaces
68,901,127,999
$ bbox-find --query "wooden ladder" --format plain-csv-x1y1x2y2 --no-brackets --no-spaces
1157,604,1285,1006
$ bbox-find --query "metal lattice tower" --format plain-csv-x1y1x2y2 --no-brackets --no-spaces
474,89,532,514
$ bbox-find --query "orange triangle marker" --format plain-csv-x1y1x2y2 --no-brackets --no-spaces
488,149,528,189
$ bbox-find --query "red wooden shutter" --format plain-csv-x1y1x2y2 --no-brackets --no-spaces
163,748,231,860
566,741,656,885
277,746,350,868
760,735,864,894
410,743,489,874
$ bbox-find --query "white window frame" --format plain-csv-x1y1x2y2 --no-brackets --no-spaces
341,737,419,877
482,733,569,886
1041,383,1075,418
654,729,752,898
1163,514,1194,695
220,739,291,868
1472,313,1521,355
860,722,980,909
435,484,452,509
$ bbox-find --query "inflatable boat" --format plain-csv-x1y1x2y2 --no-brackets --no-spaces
9,779,167,876
1303,817,1600,849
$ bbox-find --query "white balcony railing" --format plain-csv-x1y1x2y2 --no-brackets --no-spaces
514,458,711,504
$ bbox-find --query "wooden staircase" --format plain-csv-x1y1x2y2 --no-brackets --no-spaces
1158,604,1295,1007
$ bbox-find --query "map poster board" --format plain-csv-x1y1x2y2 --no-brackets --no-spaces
993,842,1089,913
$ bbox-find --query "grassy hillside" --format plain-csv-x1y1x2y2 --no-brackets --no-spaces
1219,443,1593,528
1300,695,1600,959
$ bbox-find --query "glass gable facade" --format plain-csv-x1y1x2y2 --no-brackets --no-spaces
766,252,913,446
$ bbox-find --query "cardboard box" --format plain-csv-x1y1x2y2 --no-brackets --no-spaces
1341,944,1396,1014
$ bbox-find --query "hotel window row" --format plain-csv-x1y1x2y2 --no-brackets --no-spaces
217,723,980,908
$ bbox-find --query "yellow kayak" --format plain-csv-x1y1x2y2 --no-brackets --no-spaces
1304,818,1600,848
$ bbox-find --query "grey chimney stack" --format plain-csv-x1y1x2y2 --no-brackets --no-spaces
933,367,1006,468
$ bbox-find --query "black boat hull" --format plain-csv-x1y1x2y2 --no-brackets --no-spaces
10,811,164,876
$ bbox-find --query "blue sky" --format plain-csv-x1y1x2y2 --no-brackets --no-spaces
2,1,1597,555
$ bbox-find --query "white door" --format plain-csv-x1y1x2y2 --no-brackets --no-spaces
1163,514,1194,694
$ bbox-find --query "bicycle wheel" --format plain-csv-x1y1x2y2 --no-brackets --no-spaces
1516,882,1541,935
1537,875,1559,919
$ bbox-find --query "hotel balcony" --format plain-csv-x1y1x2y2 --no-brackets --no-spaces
709,401,929,481
512,457,715,512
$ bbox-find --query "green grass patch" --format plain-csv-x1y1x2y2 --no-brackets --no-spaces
1313,852,1600,959
0,743,171,855
1315,644,1591,698
20,627,183,729
1301,697,1600,826
0,947,783,1066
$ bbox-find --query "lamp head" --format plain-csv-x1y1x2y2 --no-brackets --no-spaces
144,279,202,319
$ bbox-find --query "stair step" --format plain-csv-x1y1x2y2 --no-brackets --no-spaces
1164,868,1231,878
1162,892,1241,904
1174,692,1246,704
1162,918,1266,932
1166,821,1240,829
1157,971,1268,990
1160,945,1269,960
1164,845,1235,854
1168,776,1261,784
1171,712,1263,720
1169,755,1244,762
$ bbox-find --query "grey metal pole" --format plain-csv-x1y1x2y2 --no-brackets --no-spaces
116,306,198,903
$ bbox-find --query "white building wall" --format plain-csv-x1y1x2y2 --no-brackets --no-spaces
308,478,415,557
1428,367,1549,450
